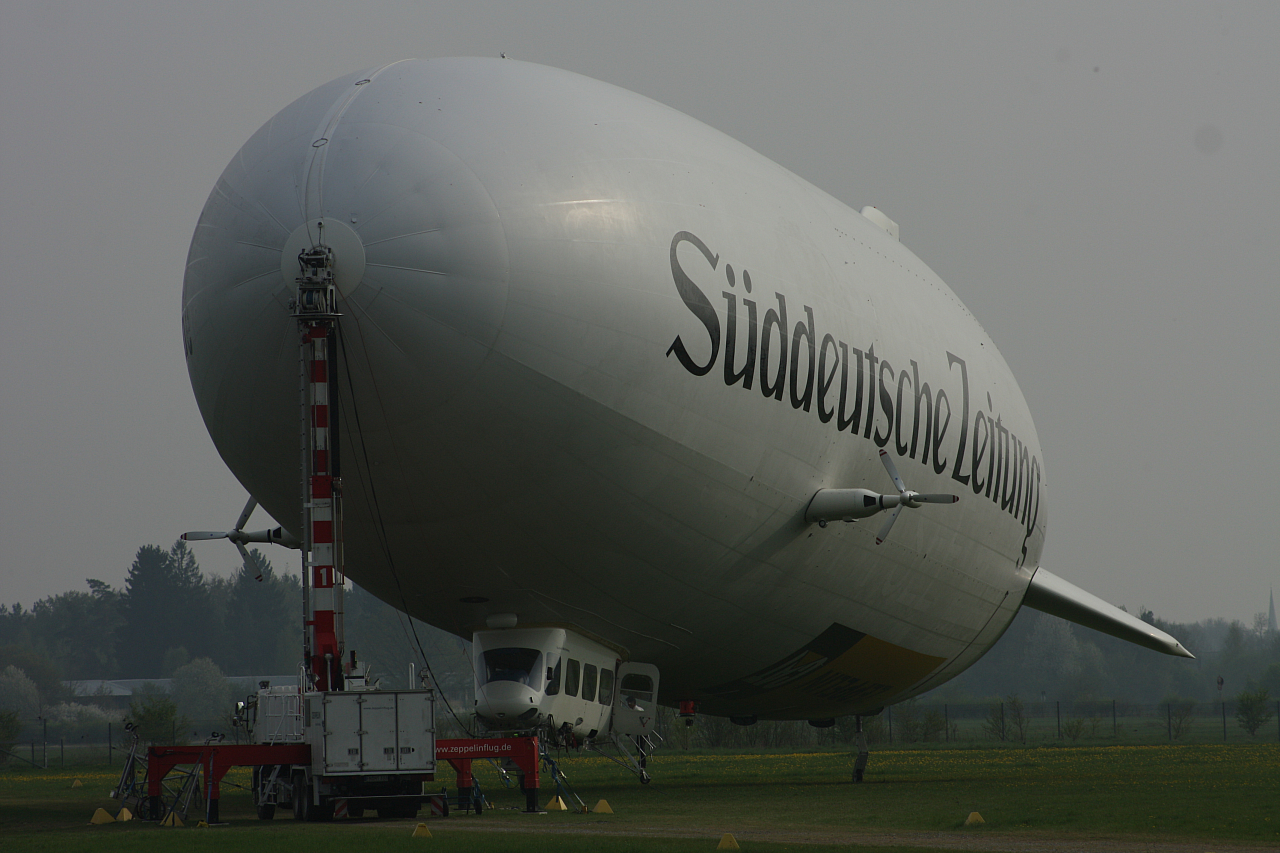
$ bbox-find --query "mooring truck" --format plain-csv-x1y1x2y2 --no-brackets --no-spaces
245,680,436,820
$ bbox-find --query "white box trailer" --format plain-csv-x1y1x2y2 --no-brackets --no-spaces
306,690,436,774
249,687,436,821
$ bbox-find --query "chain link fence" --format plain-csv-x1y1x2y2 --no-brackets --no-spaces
3,697,1277,767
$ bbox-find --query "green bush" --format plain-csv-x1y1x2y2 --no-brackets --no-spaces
1235,688,1274,737
1061,718,1086,742
126,692,188,745
0,709,21,762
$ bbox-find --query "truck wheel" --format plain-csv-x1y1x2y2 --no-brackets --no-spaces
292,774,311,821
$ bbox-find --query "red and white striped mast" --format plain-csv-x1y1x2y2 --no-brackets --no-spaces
293,224,344,692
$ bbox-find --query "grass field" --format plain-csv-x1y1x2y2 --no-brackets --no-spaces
2,743,1278,852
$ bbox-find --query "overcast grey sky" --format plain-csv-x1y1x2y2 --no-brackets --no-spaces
2,2,1276,627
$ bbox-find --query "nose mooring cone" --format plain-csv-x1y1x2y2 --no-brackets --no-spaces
412,822,432,837
964,811,985,826
717,833,741,850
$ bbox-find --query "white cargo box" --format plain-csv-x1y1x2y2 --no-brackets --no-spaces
256,687,305,743
304,690,436,775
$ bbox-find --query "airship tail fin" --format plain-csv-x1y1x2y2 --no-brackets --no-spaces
1022,568,1194,658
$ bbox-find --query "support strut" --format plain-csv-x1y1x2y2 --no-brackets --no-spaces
853,715,868,783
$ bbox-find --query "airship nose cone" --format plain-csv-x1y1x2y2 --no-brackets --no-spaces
182,63,509,513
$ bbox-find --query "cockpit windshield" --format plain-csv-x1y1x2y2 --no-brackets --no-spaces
482,648,543,689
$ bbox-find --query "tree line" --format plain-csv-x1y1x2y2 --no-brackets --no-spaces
0,541,474,711
0,540,1276,723
927,605,1280,707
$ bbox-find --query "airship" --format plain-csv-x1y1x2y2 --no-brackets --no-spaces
181,58,1190,742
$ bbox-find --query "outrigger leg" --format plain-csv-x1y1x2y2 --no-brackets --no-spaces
853,715,869,783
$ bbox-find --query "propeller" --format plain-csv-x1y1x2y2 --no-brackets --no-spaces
181,496,300,580
804,449,959,544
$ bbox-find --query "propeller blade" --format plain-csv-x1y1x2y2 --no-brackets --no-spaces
233,496,258,533
232,540,262,581
875,505,902,544
181,531,229,541
913,494,960,504
878,449,907,494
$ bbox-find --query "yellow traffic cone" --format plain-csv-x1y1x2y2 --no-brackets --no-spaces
161,812,184,827
412,822,432,837
593,799,614,814
89,808,115,825
964,811,984,826
545,795,568,811
117,806,134,822
71,779,84,788
717,833,741,850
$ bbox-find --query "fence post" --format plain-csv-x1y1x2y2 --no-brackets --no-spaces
42,718,48,769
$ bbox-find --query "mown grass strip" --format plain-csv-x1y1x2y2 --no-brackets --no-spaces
1,743,1276,850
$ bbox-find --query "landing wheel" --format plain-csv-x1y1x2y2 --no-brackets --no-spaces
639,771,651,784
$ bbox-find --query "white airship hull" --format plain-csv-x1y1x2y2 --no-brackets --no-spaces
184,58,1052,719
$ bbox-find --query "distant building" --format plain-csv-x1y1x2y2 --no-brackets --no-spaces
65,675,300,708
